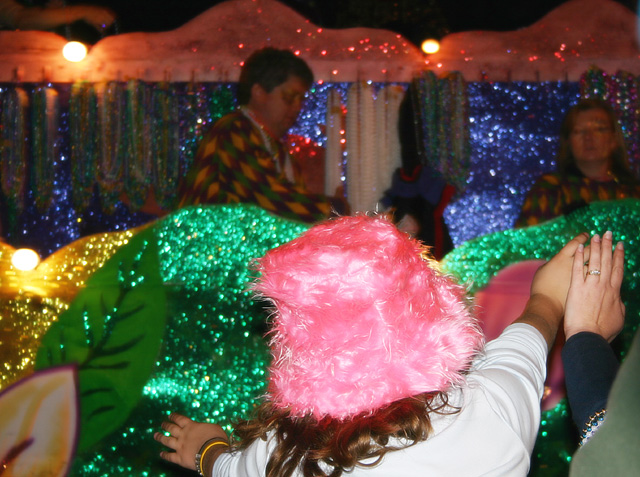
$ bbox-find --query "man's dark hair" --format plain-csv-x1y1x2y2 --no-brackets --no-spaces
237,47,314,105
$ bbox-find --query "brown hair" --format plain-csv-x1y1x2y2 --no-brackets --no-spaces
556,98,637,184
236,47,314,106
232,391,457,477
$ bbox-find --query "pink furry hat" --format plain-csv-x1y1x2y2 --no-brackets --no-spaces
252,215,483,420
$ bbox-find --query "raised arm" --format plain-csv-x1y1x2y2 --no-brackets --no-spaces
561,231,625,440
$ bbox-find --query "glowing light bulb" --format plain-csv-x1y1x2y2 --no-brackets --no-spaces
11,248,40,271
421,39,440,55
62,41,87,62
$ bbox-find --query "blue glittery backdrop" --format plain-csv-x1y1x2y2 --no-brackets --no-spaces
444,82,580,244
0,81,587,253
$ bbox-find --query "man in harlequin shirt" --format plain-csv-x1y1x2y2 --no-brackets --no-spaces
177,47,349,223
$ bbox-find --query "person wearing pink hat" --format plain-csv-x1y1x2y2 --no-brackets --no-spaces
155,215,619,477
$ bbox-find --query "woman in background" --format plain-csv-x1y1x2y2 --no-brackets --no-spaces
516,98,640,227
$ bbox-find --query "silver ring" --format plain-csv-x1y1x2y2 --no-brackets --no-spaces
588,269,601,276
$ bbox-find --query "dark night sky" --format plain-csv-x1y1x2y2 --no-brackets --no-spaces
71,0,638,46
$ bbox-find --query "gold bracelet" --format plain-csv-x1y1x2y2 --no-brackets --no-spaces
195,439,229,476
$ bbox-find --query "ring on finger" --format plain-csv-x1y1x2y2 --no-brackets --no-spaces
587,269,601,276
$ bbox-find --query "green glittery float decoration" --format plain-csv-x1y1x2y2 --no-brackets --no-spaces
36,200,640,475
63,204,308,476
35,227,167,453
442,198,640,476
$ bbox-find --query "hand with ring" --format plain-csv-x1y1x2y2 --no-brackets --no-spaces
564,231,625,342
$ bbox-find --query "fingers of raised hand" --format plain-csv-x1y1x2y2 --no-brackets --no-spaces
168,412,193,427
154,431,175,449
600,230,613,269
559,232,589,259
571,243,585,284
159,449,181,465
161,420,183,437
586,233,602,278
610,241,625,290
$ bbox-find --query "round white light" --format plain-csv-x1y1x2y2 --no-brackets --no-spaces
11,248,40,271
62,41,88,62
421,39,440,55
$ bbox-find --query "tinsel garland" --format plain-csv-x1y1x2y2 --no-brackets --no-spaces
70,81,99,211
414,72,438,167
413,71,470,193
346,82,376,212
124,80,152,211
2,76,638,254
0,87,28,215
178,83,235,177
151,82,180,210
98,81,127,212
359,82,377,211
374,85,387,202
345,83,361,210
612,71,640,174
580,66,609,99
30,87,58,212
68,82,236,213
439,72,470,193
374,84,404,203
324,87,344,197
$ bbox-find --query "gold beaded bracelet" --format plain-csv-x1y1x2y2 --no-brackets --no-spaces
195,438,230,476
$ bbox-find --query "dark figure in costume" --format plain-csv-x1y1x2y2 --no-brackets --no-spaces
380,84,454,260
177,47,349,224
516,98,640,227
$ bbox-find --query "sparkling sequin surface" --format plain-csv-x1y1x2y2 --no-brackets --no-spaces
2,77,640,475
67,205,305,475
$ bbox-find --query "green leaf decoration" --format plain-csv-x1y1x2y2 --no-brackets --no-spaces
34,227,166,452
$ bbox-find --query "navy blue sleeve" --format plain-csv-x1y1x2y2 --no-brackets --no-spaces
562,332,619,429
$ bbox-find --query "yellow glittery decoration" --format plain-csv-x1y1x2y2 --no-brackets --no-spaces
0,226,149,390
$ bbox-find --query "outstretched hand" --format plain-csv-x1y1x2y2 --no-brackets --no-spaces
154,413,228,470
530,232,589,316
564,231,625,342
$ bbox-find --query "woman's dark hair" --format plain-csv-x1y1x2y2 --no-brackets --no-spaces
237,47,314,105
557,98,637,184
